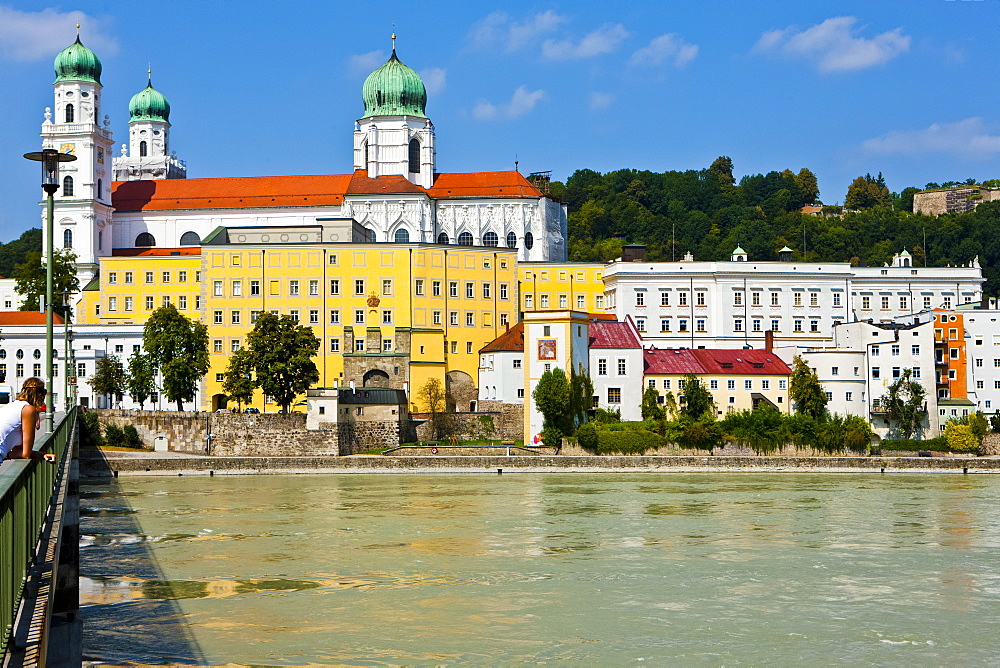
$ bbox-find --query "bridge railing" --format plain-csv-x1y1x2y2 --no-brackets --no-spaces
0,408,76,660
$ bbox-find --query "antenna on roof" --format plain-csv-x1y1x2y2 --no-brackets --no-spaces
514,154,519,173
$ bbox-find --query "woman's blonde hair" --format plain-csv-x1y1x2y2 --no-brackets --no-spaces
17,377,47,408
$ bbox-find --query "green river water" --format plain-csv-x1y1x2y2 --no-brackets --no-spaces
79,473,1000,665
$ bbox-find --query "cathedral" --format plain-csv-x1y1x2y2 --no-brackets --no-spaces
39,32,568,286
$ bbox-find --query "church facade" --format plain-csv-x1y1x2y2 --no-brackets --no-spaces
37,33,568,284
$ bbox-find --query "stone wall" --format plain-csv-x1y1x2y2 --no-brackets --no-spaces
411,408,522,442
981,432,1000,456
96,410,339,456
338,420,414,455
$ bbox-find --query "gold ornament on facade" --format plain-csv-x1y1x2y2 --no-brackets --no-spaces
367,291,380,308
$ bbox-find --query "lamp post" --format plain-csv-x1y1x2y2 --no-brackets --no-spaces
23,148,76,433
63,292,75,412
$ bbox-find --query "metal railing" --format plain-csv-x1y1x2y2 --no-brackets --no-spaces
0,407,76,659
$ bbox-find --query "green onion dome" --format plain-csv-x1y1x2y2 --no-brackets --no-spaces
362,49,427,118
129,77,170,122
54,36,102,84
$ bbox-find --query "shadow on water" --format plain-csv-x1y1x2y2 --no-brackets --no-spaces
79,456,205,664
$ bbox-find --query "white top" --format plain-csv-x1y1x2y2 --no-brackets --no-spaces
0,400,30,460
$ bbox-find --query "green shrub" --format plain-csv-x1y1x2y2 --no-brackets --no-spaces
592,407,621,424
79,410,104,448
575,423,598,452
123,424,144,449
944,423,978,453
879,436,947,451
540,426,563,448
103,422,127,448
595,429,668,455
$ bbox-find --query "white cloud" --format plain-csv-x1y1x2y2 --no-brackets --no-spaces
629,34,698,68
473,86,545,121
348,50,386,78
542,23,628,60
0,6,117,61
589,91,614,111
861,118,1000,160
469,10,566,52
420,67,446,96
753,16,909,72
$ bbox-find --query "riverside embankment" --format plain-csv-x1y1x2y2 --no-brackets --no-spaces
80,450,1000,476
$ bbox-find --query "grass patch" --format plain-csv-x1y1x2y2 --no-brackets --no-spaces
400,440,525,448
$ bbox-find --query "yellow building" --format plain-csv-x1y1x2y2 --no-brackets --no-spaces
77,248,203,325
643,347,792,416
519,262,607,314
199,223,518,412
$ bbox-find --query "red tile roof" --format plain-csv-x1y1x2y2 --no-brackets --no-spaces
691,348,791,375
589,319,642,349
112,174,352,212
0,311,65,325
643,348,705,375
112,170,544,212
643,348,791,376
111,247,201,256
480,322,524,354
347,170,425,195
428,171,543,199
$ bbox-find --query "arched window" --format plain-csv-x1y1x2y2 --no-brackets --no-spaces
135,232,156,247
437,232,449,244
139,140,148,157
96,179,102,199
63,229,72,248
524,232,534,250
483,232,498,247
408,138,420,173
506,232,517,248
363,142,369,168
394,228,410,243
458,232,474,246
62,176,74,196
65,104,74,123
179,231,201,246
366,228,376,243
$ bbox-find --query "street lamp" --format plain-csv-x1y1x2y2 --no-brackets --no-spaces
23,148,76,433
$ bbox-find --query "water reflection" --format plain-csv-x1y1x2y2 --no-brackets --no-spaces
81,473,1000,665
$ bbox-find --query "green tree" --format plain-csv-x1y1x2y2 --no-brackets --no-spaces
944,422,978,453
240,312,319,413
789,356,828,419
14,248,80,318
680,374,714,420
881,368,926,439
143,304,210,410
0,228,42,279
533,367,573,438
222,349,255,410
845,174,892,209
708,156,736,187
641,385,665,421
569,365,594,428
126,351,156,409
88,354,127,407
794,167,820,205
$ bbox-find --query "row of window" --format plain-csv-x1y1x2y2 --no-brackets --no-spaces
431,231,533,249
207,278,513,300
107,270,201,285
872,367,921,379
871,345,921,357
208,308,510,328
645,378,789,391
105,295,200,312
524,294,605,310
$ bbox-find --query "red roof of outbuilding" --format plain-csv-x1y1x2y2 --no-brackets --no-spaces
480,322,524,354
0,311,65,325
589,319,642,349
111,170,544,212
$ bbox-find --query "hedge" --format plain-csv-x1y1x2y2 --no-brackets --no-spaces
879,436,948,451
595,429,669,455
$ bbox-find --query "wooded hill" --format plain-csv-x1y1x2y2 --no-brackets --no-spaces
552,158,1000,296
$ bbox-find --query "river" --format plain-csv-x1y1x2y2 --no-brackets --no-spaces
79,472,1000,664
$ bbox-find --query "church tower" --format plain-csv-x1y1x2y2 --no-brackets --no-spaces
40,28,114,287
113,71,186,180
353,36,436,188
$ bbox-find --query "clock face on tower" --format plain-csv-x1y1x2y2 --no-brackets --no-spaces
60,143,75,156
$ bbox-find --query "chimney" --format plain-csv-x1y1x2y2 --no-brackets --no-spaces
349,380,356,393
764,329,774,353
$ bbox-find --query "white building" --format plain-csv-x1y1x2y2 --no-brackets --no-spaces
603,248,983,350
478,323,525,406
522,311,590,444
589,318,643,421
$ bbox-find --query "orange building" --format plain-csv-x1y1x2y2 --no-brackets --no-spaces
933,309,972,410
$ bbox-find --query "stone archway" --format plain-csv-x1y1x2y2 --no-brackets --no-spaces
445,370,477,412
363,369,391,387
211,394,228,411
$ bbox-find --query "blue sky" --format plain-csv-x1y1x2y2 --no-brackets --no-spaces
1,0,999,242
